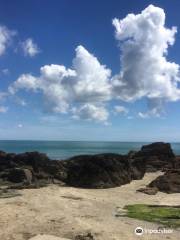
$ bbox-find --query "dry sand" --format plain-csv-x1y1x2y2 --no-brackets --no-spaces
0,172,179,240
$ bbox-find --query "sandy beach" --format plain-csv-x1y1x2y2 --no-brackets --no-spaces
0,172,179,240
1,0,180,239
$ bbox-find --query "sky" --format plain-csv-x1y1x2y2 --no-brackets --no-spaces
0,0,180,142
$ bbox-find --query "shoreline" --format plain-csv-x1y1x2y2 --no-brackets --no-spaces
1,140,180,160
0,142,180,239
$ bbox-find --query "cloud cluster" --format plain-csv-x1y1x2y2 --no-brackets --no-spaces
21,38,40,57
0,26,40,113
7,5,180,122
112,4,180,116
0,25,39,58
10,46,111,122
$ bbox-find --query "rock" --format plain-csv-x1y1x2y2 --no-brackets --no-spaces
134,142,175,172
148,170,180,193
63,153,145,188
0,142,177,189
175,156,180,168
0,151,17,171
137,187,158,195
74,233,95,240
6,168,33,184
0,151,67,188
13,152,49,171
13,152,67,182
140,142,174,157
127,150,137,158
129,157,145,180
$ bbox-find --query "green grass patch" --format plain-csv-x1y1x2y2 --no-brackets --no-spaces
124,204,180,228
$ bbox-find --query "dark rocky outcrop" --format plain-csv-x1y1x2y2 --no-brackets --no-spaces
148,170,180,193
0,151,67,189
0,142,179,190
63,153,145,188
175,156,180,168
0,151,146,189
132,142,180,194
133,142,176,172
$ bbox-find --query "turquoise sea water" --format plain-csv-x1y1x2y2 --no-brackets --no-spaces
0,140,180,160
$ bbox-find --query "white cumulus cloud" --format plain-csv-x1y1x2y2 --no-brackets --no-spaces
9,74,38,94
112,4,180,115
72,46,111,102
9,45,111,121
72,103,109,122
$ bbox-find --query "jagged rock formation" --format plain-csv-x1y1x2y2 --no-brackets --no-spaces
64,153,145,188
133,142,176,172
0,151,145,189
0,142,179,190
0,151,66,189
148,170,180,193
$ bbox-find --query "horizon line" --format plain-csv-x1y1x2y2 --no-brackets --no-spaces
0,139,180,143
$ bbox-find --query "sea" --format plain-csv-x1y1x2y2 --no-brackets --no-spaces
0,140,180,160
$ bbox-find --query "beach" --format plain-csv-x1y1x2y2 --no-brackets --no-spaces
0,172,179,240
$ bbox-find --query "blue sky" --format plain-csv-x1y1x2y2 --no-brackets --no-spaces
0,0,180,141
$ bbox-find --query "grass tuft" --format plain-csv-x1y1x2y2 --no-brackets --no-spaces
124,204,180,228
